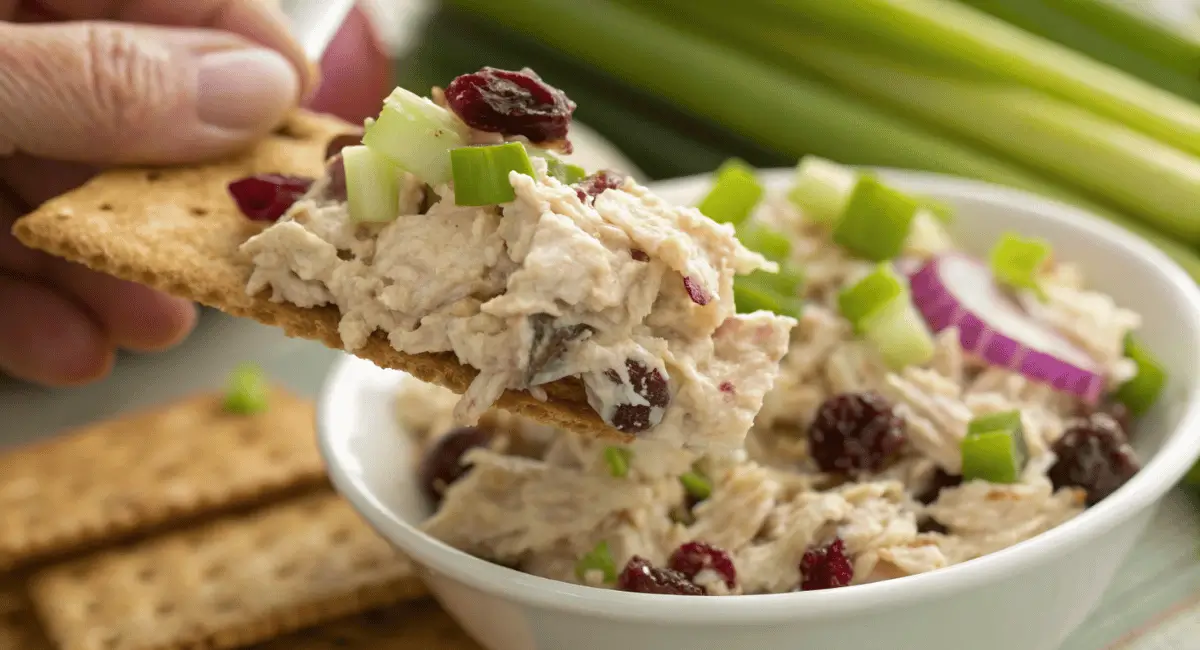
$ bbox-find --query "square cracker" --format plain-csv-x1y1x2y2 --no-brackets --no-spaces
252,600,482,649
0,582,53,650
11,110,623,442
28,491,427,650
0,387,325,571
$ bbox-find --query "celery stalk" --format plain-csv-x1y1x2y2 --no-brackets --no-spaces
778,36,1200,242
444,0,1060,187
1043,0,1200,77
954,0,1200,102
762,0,1200,157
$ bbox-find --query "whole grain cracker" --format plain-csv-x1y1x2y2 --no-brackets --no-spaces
0,388,325,571
11,110,626,443
252,600,481,649
0,582,53,650
28,491,427,650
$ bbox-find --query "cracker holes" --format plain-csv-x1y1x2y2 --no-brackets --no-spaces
99,203,113,211
330,635,353,647
154,461,184,481
213,595,239,614
145,171,162,182
266,445,291,463
329,526,353,546
273,559,300,580
350,552,378,572
203,562,228,580
135,566,157,584
154,601,176,616
236,424,262,443
83,599,101,616
189,206,209,217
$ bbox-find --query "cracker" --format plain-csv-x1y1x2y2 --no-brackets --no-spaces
0,582,53,650
0,388,325,571
253,600,482,649
28,492,427,650
11,109,625,443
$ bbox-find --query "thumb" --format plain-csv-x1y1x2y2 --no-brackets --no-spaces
0,21,301,165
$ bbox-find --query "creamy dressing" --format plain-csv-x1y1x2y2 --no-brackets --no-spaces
241,158,796,450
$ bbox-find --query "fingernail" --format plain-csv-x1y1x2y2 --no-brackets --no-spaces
197,48,299,130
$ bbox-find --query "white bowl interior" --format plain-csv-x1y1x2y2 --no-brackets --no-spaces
318,168,1200,618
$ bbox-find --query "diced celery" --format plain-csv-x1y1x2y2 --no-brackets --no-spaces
736,222,792,262
734,272,804,319
990,232,1052,299
450,142,536,206
529,148,588,185
961,429,1026,484
342,145,402,223
788,155,858,223
574,541,617,583
679,471,712,500
838,264,906,333
604,446,633,478
362,87,468,187
962,409,1028,484
697,158,764,225
224,362,268,415
859,299,934,370
832,174,920,261
1113,335,1166,416
967,409,1024,438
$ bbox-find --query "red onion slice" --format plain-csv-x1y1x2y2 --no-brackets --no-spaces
909,254,1105,403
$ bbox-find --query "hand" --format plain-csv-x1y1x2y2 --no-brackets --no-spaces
0,0,317,387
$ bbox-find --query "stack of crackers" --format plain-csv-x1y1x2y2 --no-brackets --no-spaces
0,385,480,650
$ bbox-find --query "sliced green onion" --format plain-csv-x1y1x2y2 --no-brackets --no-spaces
574,541,617,584
831,174,920,261
697,158,764,225
961,410,1028,484
342,145,402,223
362,87,467,187
788,155,858,224
224,362,268,415
603,446,633,478
860,299,934,370
450,142,536,207
1113,335,1167,416
838,264,906,334
529,148,588,185
736,222,792,262
989,232,1052,299
679,470,712,501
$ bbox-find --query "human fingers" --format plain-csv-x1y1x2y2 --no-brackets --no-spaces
0,21,299,164
0,272,114,385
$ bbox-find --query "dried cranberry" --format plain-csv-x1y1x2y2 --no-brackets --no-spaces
668,541,736,589
719,381,736,395
807,392,907,473
617,556,704,596
630,249,650,262
227,174,313,222
682,276,712,306
916,469,963,505
799,538,854,591
574,170,625,204
917,517,949,535
444,67,576,143
1048,413,1140,506
597,359,671,434
418,426,493,502
1076,400,1132,436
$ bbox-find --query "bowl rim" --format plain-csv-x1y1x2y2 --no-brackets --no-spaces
317,167,1200,624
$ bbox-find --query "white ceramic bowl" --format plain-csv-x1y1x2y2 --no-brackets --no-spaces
317,169,1200,650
